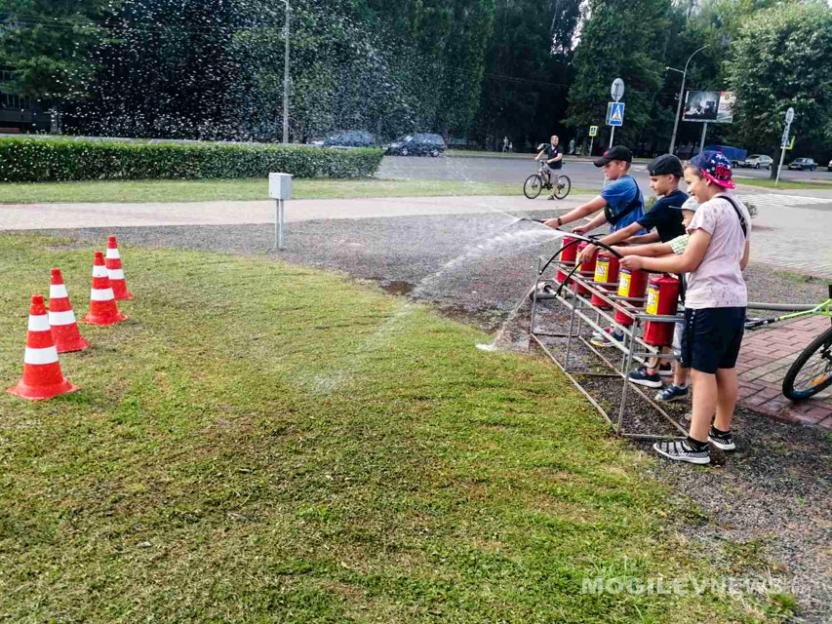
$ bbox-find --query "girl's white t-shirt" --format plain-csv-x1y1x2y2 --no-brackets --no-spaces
685,193,751,309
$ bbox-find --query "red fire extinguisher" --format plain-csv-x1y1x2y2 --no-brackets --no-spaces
613,268,648,327
571,242,597,296
591,251,620,309
643,275,680,347
556,236,577,284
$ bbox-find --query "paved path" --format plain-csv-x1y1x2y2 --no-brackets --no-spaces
3,191,831,278
0,195,583,230
737,315,832,429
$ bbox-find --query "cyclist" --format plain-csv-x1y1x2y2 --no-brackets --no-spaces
534,135,564,200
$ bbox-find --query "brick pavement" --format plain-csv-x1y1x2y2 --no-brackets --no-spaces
737,315,832,429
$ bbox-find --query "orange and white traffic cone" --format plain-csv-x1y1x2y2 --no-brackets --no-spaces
7,294,78,400
106,235,133,300
49,267,90,353
82,251,128,325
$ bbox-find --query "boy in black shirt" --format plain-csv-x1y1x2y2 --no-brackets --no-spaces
577,154,686,263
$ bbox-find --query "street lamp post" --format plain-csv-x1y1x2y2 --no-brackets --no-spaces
282,0,291,145
667,44,710,155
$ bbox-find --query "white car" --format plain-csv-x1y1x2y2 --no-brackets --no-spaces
741,154,773,169
828,158,832,172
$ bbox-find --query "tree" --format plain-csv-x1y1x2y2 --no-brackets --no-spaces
474,0,581,151
564,0,673,152
727,1,832,174
0,0,117,103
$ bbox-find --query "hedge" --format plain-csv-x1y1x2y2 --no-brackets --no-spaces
0,138,384,182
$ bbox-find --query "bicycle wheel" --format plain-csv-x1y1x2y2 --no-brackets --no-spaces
782,326,832,400
523,174,543,199
553,174,571,200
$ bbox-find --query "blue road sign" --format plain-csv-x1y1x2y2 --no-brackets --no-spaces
607,101,625,127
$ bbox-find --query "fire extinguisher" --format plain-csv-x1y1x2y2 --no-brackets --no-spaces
572,242,597,296
556,236,577,285
643,275,680,347
613,268,648,327
591,251,620,309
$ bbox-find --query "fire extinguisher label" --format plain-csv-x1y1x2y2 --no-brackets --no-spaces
594,258,608,282
646,287,659,315
618,271,631,297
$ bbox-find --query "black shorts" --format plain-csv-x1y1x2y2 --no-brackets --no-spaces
681,307,745,374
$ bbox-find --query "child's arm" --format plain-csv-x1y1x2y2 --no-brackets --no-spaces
574,211,608,235
740,240,750,270
625,231,660,245
577,220,645,261
611,241,674,258
543,196,606,229
621,229,711,273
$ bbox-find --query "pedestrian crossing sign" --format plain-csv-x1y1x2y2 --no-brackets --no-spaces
607,101,625,127
589,125,598,137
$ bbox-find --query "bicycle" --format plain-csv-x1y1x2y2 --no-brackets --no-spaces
523,161,571,200
745,286,832,400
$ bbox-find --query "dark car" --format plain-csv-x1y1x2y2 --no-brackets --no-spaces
386,133,446,157
323,130,376,148
787,157,817,171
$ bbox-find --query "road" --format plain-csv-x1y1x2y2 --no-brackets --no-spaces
378,154,832,192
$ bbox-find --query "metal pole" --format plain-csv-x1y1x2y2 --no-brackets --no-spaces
609,126,615,149
775,146,786,186
699,121,708,155
669,44,709,155
275,199,286,250
282,1,290,145
589,136,594,156
669,73,686,155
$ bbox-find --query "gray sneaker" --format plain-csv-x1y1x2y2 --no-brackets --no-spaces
655,384,689,402
653,439,710,465
708,427,736,452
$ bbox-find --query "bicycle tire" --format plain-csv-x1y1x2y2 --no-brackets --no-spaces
523,174,543,199
782,325,832,400
553,174,571,200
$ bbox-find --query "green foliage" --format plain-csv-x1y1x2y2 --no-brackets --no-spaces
474,0,581,150
0,0,117,102
565,0,673,148
0,138,383,182
728,1,832,159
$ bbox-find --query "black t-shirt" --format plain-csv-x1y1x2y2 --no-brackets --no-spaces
637,189,688,242
545,144,563,169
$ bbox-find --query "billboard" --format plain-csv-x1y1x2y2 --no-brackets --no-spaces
683,90,735,123
715,91,735,124
683,90,720,122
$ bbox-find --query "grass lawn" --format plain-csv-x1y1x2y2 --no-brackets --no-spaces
0,178,558,204
0,233,787,623
735,176,832,190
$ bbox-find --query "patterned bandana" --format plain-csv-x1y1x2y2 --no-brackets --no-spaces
690,151,736,190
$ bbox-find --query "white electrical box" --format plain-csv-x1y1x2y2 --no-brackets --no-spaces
269,172,293,200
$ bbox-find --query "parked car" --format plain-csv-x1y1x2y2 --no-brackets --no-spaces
385,133,446,157
787,157,817,171
323,130,376,148
827,158,832,172
738,154,773,169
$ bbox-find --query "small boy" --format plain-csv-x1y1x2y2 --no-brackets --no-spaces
612,196,699,399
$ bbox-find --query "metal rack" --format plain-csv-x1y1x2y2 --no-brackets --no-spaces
530,257,688,440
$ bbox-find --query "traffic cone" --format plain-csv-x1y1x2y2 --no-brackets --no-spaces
49,268,90,353
82,251,128,325
106,235,133,300
7,295,78,400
